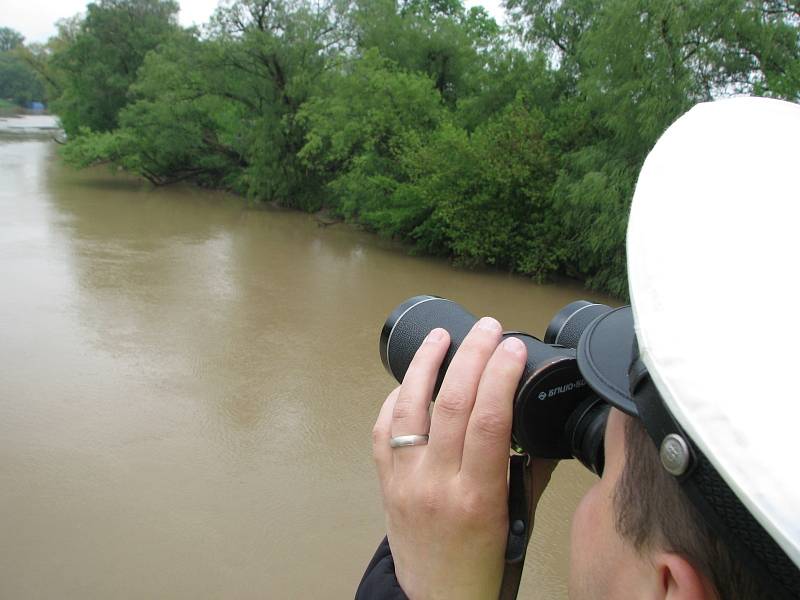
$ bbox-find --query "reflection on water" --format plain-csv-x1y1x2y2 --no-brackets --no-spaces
0,117,608,598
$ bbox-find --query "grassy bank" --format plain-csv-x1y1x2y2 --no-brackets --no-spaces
0,99,20,115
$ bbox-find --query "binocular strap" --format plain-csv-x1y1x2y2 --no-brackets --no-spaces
499,454,534,600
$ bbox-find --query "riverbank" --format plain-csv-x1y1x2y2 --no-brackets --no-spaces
0,99,19,115
0,99,50,114
0,112,60,134
40,108,624,300
13,113,622,300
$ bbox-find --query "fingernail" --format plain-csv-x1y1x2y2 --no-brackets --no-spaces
477,316,501,332
425,328,445,343
502,336,525,356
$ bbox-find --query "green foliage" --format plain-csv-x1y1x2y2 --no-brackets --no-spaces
61,31,242,186
50,0,179,136
49,0,800,298
298,50,446,223
61,127,128,168
0,28,45,106
0,27,25,52
402,99,565,278
118,32,246,186
0,52,45,106
506,0,799,296
205,0,349,208
352,0,490,107
10,18,81,105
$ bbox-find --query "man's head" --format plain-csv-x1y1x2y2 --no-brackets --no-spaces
569,407,761,599
570,408,714,599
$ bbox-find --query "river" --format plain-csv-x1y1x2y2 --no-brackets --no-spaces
0,115,606,599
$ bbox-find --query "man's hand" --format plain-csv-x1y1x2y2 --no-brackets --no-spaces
372,317,546,599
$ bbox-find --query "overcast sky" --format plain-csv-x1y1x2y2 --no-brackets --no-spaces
5,0,507,44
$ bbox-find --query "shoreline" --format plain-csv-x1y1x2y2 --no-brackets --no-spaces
7,114,622,301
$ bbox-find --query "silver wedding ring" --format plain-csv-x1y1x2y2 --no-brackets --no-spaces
389,434,429,448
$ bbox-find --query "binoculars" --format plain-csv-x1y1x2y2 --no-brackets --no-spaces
380,295,613,474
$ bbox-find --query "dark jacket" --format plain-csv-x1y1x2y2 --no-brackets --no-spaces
355,537,408,599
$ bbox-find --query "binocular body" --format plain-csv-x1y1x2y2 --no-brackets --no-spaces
380,296,612,474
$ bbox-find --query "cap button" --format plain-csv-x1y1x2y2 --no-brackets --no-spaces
660,433,690,476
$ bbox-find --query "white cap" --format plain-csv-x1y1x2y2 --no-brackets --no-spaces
627,97,800,568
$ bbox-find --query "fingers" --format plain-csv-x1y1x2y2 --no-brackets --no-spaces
373,387,399,490
461,336,527,486
391,328,450,475
426,317,503,474
391,328,450,439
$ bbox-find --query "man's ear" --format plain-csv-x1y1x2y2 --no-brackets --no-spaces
654,552,718,600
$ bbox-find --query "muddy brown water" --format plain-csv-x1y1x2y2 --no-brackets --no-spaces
1,116,609,599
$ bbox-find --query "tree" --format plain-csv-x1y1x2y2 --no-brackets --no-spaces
204,0,352,206
0,27,25,52
506,0,597,75
50,0,180,135
298,49,447,224
352,0,496,107
0,28,46,106
713,0,800,99
506,0,800,296
0,54,45,105
13,16,83,103
399,97,563,276
62,30,245,187
62,0,353,209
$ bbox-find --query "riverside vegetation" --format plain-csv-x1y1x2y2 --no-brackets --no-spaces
15,0,800,297
0,27,46,109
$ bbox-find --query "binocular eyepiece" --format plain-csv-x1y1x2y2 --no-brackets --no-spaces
379,296,612,474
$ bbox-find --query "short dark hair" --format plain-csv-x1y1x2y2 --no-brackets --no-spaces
613,416,760,600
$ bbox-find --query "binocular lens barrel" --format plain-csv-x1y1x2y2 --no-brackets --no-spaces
380,296,613,474
545,301,616,348
380,296,476,389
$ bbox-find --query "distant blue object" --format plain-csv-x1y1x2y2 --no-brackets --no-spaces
27,102,45,112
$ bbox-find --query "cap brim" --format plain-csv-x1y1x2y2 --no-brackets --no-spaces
576,306,638,416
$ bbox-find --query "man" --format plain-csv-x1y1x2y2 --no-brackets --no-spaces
357,97,800,599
